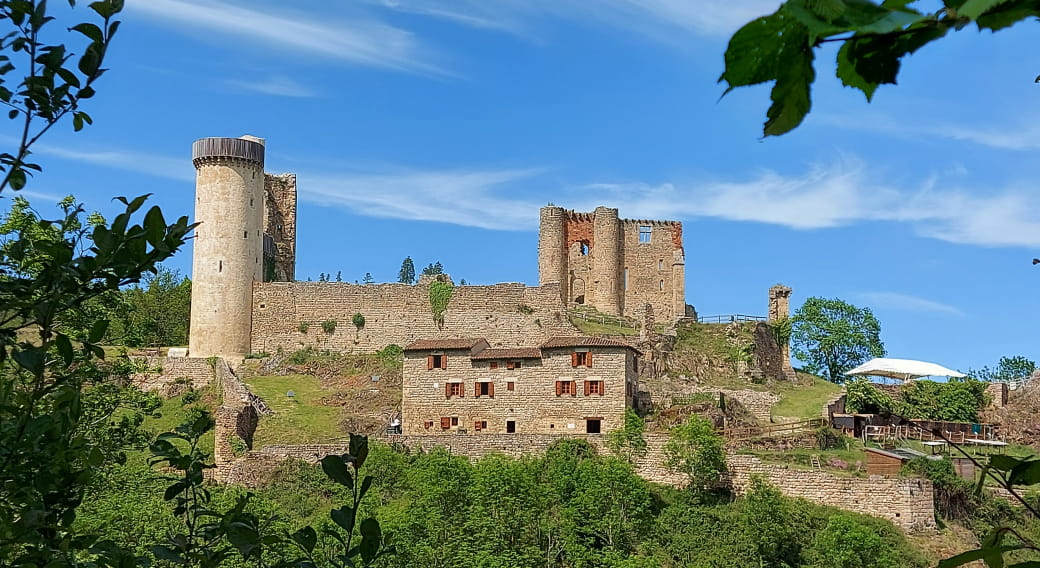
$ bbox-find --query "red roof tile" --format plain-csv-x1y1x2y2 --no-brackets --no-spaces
541,336,638,351
471,348,542,360
403,338,488,352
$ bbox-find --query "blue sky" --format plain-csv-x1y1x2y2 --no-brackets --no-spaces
4,0,1039,374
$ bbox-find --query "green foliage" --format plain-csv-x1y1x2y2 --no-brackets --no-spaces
377,344,403,368
969,355,1037,383
428,280,453,327
815,425,842,450
109,265,192,347
663,415,727,491
770,315,793,347
607,407,648,463
742,478,802,567
791,297,885,383
362,272,374,284
352,312,366,331
397,256,415,284
321,319,337,334
420,261,443,276
297,321,309,334
181,388,200,406
516,303,534,315
805,513,913,568
898,379,990,422
721,0,1040,137
845,377,894,414
903,456,977,521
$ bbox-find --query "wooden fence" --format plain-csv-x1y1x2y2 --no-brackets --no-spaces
693,314,768,324
722,418,825,440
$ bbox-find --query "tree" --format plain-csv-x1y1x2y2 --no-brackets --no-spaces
421,261,444,276
398,256,415,284
362,271,374,284
110,265,191,347
791,297,885,383
969,355,1036,383
607,407,648,464
335,270,342,282
663,415,726,491
721,1,1040,137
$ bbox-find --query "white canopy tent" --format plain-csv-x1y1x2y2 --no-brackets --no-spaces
845,358,967,382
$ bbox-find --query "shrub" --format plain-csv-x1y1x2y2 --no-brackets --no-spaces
245,351,270,359
180,389,200,406
321,319,337,334
228,435,248,457
297,321,309,333
352,312,365,330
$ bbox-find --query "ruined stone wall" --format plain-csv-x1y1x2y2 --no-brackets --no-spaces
986,382,1008,408
130,356,214,395
620,219,684,320
250,281,578,354
541,207,685,321
750,323,787,384
726,454,936,532
263,173,297,282
823,392,847,421
401,347,635,436
213,359,257,481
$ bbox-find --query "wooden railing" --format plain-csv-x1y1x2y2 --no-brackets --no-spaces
722,418,825,440
694,314,768,324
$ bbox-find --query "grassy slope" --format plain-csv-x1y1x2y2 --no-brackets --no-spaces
771,374,843,421
247,374,345,447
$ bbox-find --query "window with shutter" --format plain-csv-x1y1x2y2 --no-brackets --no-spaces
506,361,516,370
440,417,450,429
571,352,578,367
490,361,499,369
474,421,482,431
584,381,591,396
507,381,515,391
444,382,450,398
586,352,593,368
569,381,577,396
555,381,563,396
428,355,434,370
489,382,495,397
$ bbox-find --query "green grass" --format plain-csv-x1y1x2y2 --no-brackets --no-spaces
771,376,843,421
741,443,869,475
572,318,640,336
247,374,344,447
137,389,216,461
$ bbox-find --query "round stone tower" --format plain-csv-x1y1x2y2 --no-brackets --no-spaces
188,136,266,357
538,205,567,302
591,206,622,316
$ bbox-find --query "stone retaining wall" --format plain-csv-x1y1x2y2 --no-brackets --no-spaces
213,359,257,481
130,356,214,395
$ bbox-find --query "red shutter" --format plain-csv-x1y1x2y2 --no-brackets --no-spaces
440,417,450,429
506,361,515,370
598,381,604,396
489,382,495,398
570,381,577,396
571,352,578,367
459,382,465,397
428,355,434,370
556,381,562,396
441,355,448,369
490,361,498,369
474,421,481,431
586,352,593,368
445,382,450,398
584,381,591,396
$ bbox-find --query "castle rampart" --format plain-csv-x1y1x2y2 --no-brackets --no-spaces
249,281,581,354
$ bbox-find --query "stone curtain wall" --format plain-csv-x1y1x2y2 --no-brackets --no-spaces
727,454,936,532
750,323,788,384
986,382,1008,408
262,173,296,282
130,356,214,395
251,281,578,354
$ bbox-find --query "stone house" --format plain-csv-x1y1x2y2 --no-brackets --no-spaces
401,336,640,436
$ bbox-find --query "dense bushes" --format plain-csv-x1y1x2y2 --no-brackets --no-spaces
77,439,926,568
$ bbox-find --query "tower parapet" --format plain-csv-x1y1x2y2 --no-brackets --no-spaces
189,136,266,357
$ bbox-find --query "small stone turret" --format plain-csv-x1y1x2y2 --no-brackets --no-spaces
768,284,795,376
189,136,266,357
538,206,567,302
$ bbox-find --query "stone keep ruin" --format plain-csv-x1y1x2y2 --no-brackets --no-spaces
188,136,688,358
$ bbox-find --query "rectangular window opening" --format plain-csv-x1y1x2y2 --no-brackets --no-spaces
639,225,652,243
585,380,604,396
506,420,516,433
572,351,592,367
451,416,459,426
446,382,463,398
476,381,494,397
556,380,577,396
507,381,515,391
586,419,602,434
489,361,499,370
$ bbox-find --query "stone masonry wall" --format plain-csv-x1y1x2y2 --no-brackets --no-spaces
727,454,936,532
620,219,684,321
402,347,636,436
213,428,934,532
251,281,578,354
213,359,257,481
263,173,296,282
130,356,214,395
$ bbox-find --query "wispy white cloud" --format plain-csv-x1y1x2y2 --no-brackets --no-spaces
368,0,776,41
857,291,964,316
571,158,1040,248
821,112,1040,151
129,0,448,76
30,143,193,182
300,168,546,230
226,76,319,98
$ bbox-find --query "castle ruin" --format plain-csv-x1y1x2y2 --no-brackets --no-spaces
188,136,688,358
